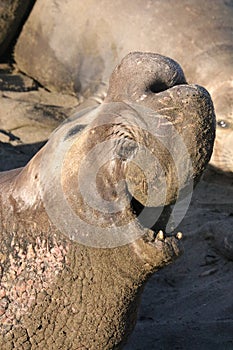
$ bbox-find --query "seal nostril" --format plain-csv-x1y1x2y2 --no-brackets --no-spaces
149,81,168,93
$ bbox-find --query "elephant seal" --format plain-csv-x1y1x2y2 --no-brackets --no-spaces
13,0,232,175
208,80,233,174
0,53,215,349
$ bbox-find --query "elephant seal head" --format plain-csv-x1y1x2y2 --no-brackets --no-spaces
32,52,216,248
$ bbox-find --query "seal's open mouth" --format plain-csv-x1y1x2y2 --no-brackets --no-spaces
130,195,167,231
130,195,183,243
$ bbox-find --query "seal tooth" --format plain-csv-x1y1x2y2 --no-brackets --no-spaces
147,230,156,241
157,230,164,241
176,232,183,240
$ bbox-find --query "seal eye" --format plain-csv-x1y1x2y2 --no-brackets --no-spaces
116,137,138,161
217,120,229,129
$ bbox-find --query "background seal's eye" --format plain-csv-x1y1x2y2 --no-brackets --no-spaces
217,120,229,128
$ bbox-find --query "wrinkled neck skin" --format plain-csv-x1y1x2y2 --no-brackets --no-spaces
0,157,181,349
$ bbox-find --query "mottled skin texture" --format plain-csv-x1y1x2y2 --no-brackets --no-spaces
0,53,215,349
0,203,181,350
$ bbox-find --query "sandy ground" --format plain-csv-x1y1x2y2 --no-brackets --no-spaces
0,66,232,350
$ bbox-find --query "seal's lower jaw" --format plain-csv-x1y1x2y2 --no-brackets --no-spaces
130,196,183,268
129,195,183,265
143,229,183,255
132,228,183,272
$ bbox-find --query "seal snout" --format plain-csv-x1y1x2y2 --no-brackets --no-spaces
106,52,187,104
